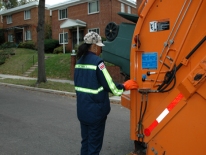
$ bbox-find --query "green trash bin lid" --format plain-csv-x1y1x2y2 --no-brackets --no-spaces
117,12,139,23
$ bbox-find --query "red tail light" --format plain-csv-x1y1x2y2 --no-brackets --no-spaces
134,35,138,44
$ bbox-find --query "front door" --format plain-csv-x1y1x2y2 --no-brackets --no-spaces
16,32,23,44
72,30,84,49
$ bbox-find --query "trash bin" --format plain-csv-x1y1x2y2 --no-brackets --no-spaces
102,12,139,77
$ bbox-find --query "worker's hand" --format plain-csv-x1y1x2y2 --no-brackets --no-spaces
123,80,138,90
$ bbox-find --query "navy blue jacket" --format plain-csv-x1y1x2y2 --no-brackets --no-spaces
74,51,124,125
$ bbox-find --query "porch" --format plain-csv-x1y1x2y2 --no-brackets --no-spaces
60,19,86,53
3,24,33,45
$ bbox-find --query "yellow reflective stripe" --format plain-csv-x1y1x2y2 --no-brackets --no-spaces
75,64,97,70
75,86,104,94
102,68,123,96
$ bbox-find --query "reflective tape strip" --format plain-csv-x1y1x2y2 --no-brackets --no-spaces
102,68,123,96
156,109,169,123
144,93,184,136
75,86,104,94
75,64,97,70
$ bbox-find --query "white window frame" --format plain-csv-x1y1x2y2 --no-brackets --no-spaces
121,3,125,12
88,0,99,14
128,6,131,14
7,15,12,24
1,16,3,23
25,30,32,41
88,28,100,34
24,10,31,20
8,33,13,42
59,32,68,44
58,8,68,20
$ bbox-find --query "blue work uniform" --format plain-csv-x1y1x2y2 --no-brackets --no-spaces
74,51,125,155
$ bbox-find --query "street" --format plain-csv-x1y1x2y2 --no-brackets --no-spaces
0,86,133,155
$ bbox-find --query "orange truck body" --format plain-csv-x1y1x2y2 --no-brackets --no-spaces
121,0,206,154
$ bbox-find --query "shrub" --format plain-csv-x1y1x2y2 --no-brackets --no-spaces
0,56,6,65
45,19,52,39
0,42,17,49
65,49,70,53
17,42,24,48
101,37,107,42
24,41,35,50
17,41,36,50
3,48,14,54
0,48,15,65
73,41,84,53
44,39,59,53
0,28,4,45
53,46,65,54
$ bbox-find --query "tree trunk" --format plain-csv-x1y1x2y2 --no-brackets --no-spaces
36,0,47,84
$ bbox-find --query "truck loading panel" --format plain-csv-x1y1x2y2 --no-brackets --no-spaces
120,0,206,154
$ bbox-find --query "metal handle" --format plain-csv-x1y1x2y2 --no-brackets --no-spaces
138,0,147,18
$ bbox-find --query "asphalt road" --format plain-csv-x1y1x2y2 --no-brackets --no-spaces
0,86,133,155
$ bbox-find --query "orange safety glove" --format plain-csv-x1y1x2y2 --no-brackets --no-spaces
123,80,138,90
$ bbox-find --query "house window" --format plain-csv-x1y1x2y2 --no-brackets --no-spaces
59,8,67,20
59,32,68,44
8,34,13,42
25,30,31,40
88,0,99,14
88,28,100,34
24,10,31,20
128,6,131,14
121,3,125,12
1,16,3,23
7,15,12,24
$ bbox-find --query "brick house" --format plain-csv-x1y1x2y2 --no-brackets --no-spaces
49,0,136,52
0,2,50,46
0,15,3,28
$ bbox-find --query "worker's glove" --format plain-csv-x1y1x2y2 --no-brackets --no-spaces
123,80,138,90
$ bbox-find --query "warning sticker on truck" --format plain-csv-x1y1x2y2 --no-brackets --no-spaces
150,21,157,32
142,52,157,70
150,20,170,32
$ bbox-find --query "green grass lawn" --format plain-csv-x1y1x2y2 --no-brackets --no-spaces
0,48,38,75
0,48,114,80
0,49,117,96
29,53,72,80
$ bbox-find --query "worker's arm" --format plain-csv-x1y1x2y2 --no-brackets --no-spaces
96,62,125,96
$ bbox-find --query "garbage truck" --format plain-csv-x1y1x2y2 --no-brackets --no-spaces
102,0,206,154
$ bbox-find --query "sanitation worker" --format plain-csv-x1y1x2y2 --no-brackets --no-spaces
74,31,138,155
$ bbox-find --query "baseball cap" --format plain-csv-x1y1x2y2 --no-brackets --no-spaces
84,31,105,47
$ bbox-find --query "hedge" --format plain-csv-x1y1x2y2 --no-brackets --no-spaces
44,39,59,53
18,41,36,50
53,46,64,54
0,42,17,49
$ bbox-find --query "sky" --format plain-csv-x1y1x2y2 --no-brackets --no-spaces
46,0,136,6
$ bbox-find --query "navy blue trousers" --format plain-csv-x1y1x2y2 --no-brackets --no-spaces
80,117,107,155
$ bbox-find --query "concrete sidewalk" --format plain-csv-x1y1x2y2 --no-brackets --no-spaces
0,74,126,102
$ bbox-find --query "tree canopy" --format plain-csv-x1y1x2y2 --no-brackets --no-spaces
18,0,38,6
1,0,18,9
0,0,38,10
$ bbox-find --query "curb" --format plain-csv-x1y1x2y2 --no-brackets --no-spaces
0,82,121,103
109,97,121,102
